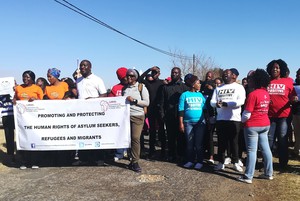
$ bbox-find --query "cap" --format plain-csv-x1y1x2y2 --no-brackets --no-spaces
230,68,239,76
116,67,127,80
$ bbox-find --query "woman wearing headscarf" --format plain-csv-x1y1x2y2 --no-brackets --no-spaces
44,68,69,100
122,69,149,172
44,68,70,166
14,70,43,169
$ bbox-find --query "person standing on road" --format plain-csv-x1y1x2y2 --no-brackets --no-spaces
237,69,273,184
179,74,207,170
159,67,189,163
266,59,297,170
108,67,129,161
211,69,246,172
139,66,166,159
75,60,107,166
14,70,44,169
122,69,149,172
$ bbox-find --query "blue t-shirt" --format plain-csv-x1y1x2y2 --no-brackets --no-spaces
178,91,206,123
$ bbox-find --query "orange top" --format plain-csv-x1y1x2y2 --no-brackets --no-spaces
45,82,69,100
15,84,44,100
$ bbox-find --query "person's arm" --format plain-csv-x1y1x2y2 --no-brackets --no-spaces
241,110,251,123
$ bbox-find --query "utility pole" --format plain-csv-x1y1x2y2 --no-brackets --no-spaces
193,54,196,74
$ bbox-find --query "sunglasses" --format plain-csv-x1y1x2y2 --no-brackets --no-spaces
127,74,136,78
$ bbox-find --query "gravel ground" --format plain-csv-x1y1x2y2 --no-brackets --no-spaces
0,129,299,201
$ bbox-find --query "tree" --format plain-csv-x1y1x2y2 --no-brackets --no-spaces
170,50,223,81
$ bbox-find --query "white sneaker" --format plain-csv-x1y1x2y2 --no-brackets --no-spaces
238,159,244,167
183,162,194,169
233,163,243,172
208,159,215,164
258,174,273,180
224,157,231,165
114,157,119,162
194,163,203,170
237,176,252,184
20,165,27,170
214,163,225,171
31,165,39,169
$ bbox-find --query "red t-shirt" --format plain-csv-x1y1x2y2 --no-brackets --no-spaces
108,83,124,97
267,78,296,118
244,88,270,128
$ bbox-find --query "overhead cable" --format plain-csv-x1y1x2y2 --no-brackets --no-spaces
54,0,193,60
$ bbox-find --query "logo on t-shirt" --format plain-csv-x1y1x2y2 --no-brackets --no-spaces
218,88,235,99
268,84,285,95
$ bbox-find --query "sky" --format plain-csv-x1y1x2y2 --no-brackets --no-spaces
1,0,300,88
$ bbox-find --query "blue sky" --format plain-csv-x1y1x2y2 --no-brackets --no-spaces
1,0,300,88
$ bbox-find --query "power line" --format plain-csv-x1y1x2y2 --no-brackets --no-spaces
54,0,193,60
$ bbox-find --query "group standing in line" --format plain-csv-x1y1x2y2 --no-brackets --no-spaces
0,59,299,184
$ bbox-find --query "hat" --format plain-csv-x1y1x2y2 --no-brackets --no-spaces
184,73,198,87
230,68,239,76
116,67,127,80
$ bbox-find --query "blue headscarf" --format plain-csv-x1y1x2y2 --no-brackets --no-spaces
48,68,61,79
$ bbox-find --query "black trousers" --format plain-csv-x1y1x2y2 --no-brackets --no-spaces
148,113,166,154
165,114,185,159
2,115,15,155
216,120,241,164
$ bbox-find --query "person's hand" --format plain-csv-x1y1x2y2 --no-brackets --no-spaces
179,123,184,133
216,100,222,108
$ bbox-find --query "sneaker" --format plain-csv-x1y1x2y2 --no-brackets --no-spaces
183,162,194,169
114,157,120,162
214,163,225,171
208,159,215,165
19,165,27,170
237,175,252,184
194,163,203,170
123,151,128,158
72,160,82,166
130,162,142,173
238,159,244,167
233,163,243,172
31,165,39,169
224,157,231,165
258,174,273,180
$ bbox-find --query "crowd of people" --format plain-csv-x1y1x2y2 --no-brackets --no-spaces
0,58,299,184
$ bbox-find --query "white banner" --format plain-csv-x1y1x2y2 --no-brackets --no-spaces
14,97,131,151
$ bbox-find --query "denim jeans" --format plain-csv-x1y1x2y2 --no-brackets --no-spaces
268,117,289,167
244,126,273,179
184,121,206,163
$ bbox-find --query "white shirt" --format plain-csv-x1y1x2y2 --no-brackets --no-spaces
76,73,106,99
210,82,246,121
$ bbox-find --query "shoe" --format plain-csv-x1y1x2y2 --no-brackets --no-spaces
31,165,39,169
20,165,27,170
224,157,231,165
238,159,244,167
258,174,273,180
114,157,120,162
237,175,252,184
95,160,107,166
183,162,194,169
214,163,225,171
208,159,215,165
130,162,142,173
72,160,82,166
123,151,128,158
233,163,243,172
194,163,203,170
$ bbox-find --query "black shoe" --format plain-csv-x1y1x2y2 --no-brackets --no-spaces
129,162,142,173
